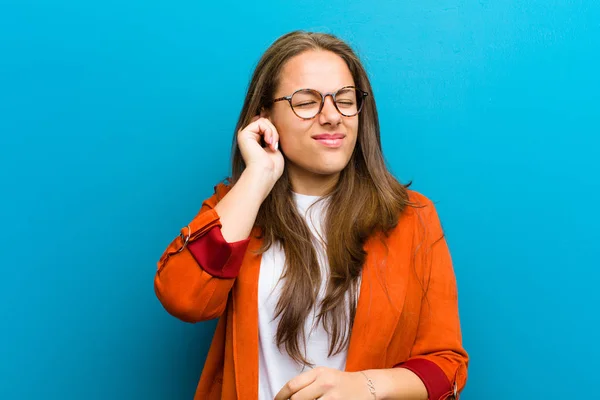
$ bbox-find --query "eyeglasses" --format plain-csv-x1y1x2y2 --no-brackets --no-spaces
270,86,369,120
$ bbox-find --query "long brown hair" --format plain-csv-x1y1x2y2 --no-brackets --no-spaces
229,31,410,366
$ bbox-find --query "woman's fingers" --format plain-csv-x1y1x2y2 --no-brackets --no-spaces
243,117,279,151
260,118,279,151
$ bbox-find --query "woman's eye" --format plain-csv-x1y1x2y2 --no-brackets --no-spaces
295,102,318,107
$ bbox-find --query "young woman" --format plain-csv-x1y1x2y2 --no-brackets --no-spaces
155,31,468,400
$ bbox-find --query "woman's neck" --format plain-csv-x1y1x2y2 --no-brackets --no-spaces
287,165,339,196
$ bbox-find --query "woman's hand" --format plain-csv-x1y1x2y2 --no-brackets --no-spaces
237,116,284,185
274,367,372,400
213,117,283,242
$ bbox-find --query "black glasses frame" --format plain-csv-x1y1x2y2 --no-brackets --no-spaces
270,86,369,120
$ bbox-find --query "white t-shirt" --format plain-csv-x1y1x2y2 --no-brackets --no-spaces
258,193,352,400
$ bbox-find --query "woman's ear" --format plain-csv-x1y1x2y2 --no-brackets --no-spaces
259,107,269,119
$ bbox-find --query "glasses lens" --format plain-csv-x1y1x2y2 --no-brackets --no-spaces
335,88,362,117
291,89,322,119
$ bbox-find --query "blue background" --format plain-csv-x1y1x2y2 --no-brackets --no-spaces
1,0,599,398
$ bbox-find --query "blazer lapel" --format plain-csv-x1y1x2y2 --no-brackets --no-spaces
232,229,263,399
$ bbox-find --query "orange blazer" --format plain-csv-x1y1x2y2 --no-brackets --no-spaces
155,183,468,399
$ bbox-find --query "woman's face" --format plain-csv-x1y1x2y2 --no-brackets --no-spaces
265,50,359,192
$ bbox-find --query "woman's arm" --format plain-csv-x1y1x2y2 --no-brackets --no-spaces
273,367,427,400
391,197,469,399
360,367,428,400
154,117,283,323
153,181,247,323
154,168,273,322
214,166,274,242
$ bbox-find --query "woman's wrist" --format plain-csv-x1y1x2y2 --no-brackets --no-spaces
358,371,377,399
360,368,428,400
241,165,278,201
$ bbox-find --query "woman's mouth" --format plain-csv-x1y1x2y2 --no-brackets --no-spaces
312,133,346,148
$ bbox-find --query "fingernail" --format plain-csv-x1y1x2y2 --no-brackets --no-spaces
274,141,279,151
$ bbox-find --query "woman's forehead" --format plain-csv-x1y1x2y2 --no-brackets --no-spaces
277,50,355,93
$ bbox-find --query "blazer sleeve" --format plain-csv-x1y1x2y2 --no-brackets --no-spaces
154,182,250,323
395,197,469,400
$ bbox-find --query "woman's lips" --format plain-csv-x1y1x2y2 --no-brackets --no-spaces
314,138,344,148
312,134,345,148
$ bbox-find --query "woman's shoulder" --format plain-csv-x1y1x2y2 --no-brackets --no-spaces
390,188,444,238
214,180,233,198
387,189,445,248
402,189,437,219
201,180,233,209
205,182,440,221
406,188,432,206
